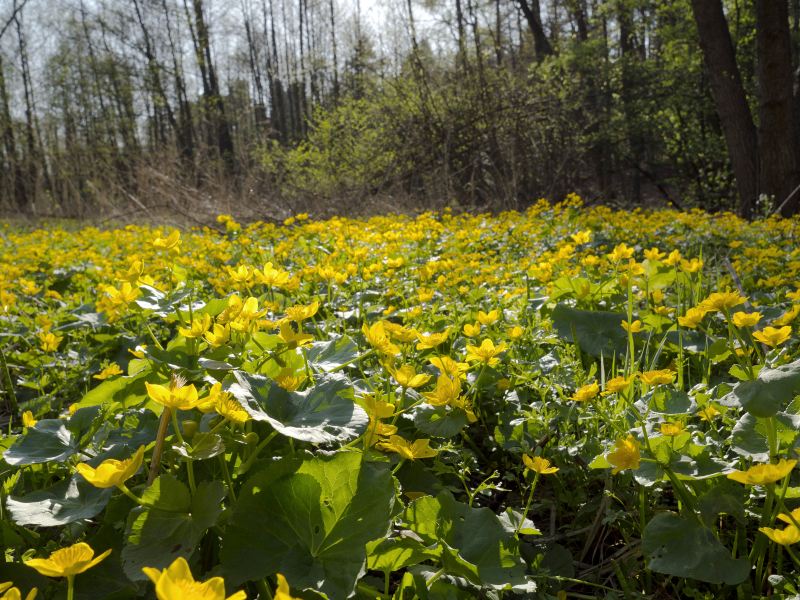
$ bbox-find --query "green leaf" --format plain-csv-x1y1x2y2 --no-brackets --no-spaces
721,358,800,417
366,537,439,573
404,491,528,589
229,371,368,443
550,303,627,357
77,372,150,410
172,432,225,461
3,419,78,465
306,335,359,372
413,405,469,438
7,475,112,526
698,481,745,526
637,388,694,415
731,412,800,461
642,512,749,585
121,477,224,580
221,452,395,598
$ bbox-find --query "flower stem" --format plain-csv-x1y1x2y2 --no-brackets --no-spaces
517,472,540,536
67,575,75,600
148,407,172,485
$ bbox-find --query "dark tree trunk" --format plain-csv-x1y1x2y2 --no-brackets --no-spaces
690,0,758,218
756,0,799,215
517,0,553,59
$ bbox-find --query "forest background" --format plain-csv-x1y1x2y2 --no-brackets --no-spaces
0,0,798,221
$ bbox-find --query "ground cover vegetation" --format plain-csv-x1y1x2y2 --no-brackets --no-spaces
2,200,800,598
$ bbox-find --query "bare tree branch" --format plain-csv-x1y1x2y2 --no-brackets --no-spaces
0,0,29,41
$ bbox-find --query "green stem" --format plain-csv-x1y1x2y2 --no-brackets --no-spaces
255,578,274,600
67,575,75,600
148,408,172,485
117,483,149,506
517,472,540,536
0,345,18,414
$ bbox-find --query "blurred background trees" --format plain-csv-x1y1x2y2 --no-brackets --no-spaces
0,0,798,219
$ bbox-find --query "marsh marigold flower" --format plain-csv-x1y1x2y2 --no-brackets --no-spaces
571,381,599,402
639,369,675,386
621,319,643,333
753,325,792,347
607,435,640,474
522,455,559,475
727,459,796,485
0,582,37,600
142,557,246,600
731,311,762,328
76,446,145,489
602,375,634,396
94,363,124,380
377,435,438,460
25,542,111,578
145,379,199,411
465,339,507,366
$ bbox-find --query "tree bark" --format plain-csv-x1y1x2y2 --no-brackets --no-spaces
517,0,553,59
756,0,798,215
690,0,758,218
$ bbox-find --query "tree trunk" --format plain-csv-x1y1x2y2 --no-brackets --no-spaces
690,0,758,218
756,0,798,215
517,0,553,59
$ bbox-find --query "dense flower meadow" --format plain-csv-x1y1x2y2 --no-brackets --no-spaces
2,197,800,599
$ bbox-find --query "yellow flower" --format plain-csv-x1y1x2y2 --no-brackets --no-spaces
25,543,111,578
464,339,507,366
215,395,250,425
698,291,746,313
38,331,62,352
639,369,675,386
94,363,123,380
571,381,599,402
391,365,431,389
659,422,683,436
759,524,800,546
284,301,319,322
178,314,212,339
607,435,640,474
21,411,37,428
522,455,559,475
196,382,230,413
364,418,399,446
278,322,314,349
377,435,437,460
507,325,524,339
415,329,450,350
429,356,469,378
477,310,500,326
463,322,482,337
76,446,145,489
753,325,792,347
256,262,291,288
607,243,634,262
142,557,246,600
152,229,181,250
362,322,400,355
423,375,461,406
274,573,300,600
359,394,396,419
621,319,642,333
145,380,200,411
697,405,721,421
664,249,682,266
203,324,230,348
570,229,592,245
677,307,707,329
0,582,37,600
643,247,666,261
680,258,703,273
727,459,797,485
731,311,761,328
774,304,800,326
602,375,633,396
